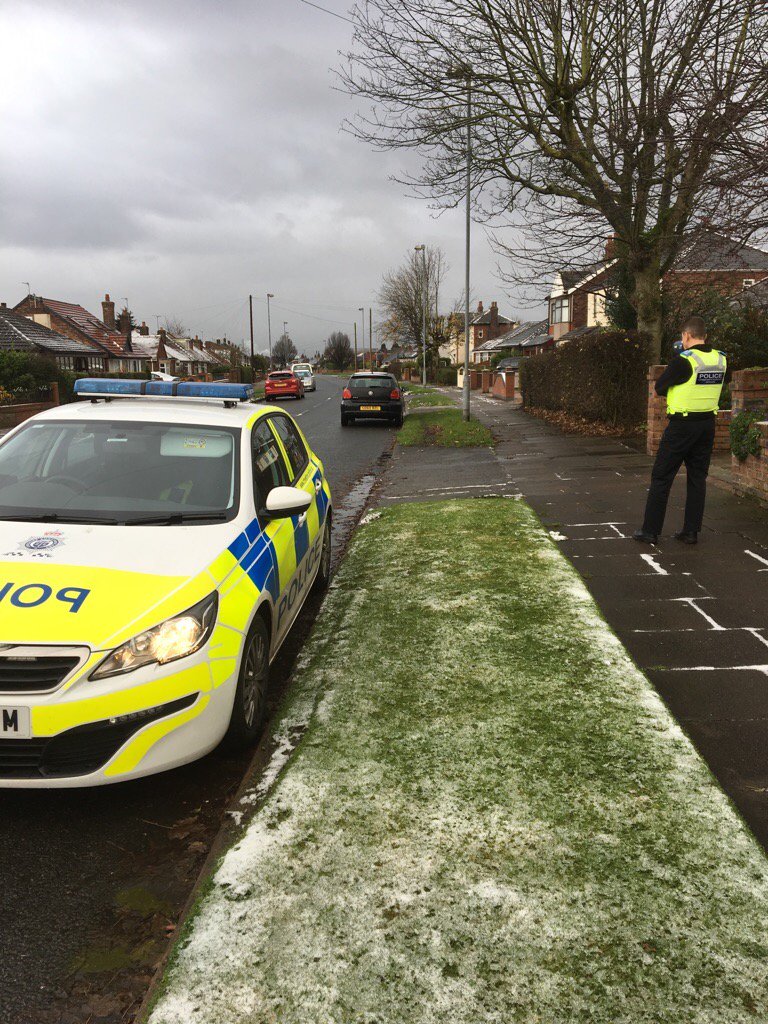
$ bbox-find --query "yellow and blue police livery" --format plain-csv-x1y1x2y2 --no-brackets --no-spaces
0,379,332,787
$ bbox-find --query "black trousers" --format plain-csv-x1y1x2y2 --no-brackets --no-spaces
642,416,716,536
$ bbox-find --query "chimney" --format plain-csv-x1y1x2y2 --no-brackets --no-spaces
139,321,149,336
476,300,484,314
605,234,618,261
0,302,6,309
102,293,116,330
158,328,167,340
490,301,499,337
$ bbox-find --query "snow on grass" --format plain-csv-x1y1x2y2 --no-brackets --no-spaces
149,499,768,1024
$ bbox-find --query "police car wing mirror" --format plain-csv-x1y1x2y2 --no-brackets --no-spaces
262,486,313,520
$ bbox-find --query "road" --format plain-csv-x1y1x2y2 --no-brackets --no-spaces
0,374,395,1024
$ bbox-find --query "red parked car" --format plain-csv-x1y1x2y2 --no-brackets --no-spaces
265,370,305,401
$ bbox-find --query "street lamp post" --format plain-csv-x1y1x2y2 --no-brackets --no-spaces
415,244,428,386
358,307,365,368
266,293,274,369
447,67,473,421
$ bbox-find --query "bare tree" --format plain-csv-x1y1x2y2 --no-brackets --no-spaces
323,331,354,370
164,316,187,338
342,0,768,359
273,333,297,368
379,245,449,342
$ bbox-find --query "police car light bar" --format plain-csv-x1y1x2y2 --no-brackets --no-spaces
73,379,254,404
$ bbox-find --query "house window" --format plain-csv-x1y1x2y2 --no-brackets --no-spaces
550,296,570,324
476,329,484,339
743,278,756,289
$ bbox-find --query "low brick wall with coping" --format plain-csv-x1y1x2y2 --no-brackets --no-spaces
0,382,59,430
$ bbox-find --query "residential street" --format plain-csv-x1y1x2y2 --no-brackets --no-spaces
0,374,396,1024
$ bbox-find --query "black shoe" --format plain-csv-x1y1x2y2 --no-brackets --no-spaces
674,531,698,545
633,529,658,545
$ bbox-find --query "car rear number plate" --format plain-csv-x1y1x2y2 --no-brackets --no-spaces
360,405,381,411
0,706,31,739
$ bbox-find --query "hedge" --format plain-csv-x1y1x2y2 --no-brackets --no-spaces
519,331,652,428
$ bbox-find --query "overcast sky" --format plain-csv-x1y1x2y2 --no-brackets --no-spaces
0,0,533,355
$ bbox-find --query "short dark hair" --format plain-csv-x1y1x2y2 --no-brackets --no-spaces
682,315,707,340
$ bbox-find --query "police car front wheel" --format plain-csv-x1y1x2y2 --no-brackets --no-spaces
223,616,270,749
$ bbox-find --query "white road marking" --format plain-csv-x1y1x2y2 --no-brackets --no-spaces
565,521,627,527
640,553,667,575
609,524,627,538
667,664,768,674
672,597,725,631
747,629,768,651
746,550,768,570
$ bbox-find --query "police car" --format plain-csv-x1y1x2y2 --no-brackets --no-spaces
0,380,332,787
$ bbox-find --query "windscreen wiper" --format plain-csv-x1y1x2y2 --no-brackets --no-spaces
0,512,119,524
122,512,229,525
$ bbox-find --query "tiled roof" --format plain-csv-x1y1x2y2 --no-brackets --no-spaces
471,308,514,326
476,319,551,352
674,231,768,272
558,261,605,291
556,325,602,344
0,307,99,355
731,278,768,310
38,298,129,358
131,336,218,365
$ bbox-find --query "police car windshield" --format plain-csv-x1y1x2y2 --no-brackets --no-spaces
0,420,240,525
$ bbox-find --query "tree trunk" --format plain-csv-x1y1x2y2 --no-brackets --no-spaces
631,258,664,363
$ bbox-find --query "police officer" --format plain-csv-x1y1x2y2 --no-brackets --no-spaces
634,316,726,546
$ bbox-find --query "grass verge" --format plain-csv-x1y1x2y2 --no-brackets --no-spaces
149,499,768,1024
404,384,451,409
399,408,492,446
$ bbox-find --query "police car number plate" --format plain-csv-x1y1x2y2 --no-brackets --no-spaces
360,405,381,411
0,706,31,739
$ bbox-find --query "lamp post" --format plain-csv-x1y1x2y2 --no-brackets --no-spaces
415,244,428,385
359,307,365,368
448,67,473,421
266,293,274,369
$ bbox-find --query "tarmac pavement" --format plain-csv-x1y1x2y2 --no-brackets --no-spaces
375,393,768,851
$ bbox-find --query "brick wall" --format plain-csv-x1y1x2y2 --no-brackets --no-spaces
481,370,491,393
0,400,57,429
646,365,731,455
730,368,768,412
491,371,515,401
732,422,768,501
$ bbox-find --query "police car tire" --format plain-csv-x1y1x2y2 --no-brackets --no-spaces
341,413,351,427
312,514,332,592
223,616,270,749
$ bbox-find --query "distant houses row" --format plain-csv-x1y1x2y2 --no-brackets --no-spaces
467,230,768,370
0,293,247,377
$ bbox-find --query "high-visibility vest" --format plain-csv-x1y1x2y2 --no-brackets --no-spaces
666,348,727,415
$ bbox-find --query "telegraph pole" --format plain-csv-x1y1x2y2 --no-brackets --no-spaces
415,244,427,385
353,321,358,369
369,307,373,370
359,307,365,368
266,293,274,369
248,294,254,377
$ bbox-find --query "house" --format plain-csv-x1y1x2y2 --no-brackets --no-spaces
669,231,768,302
470,301,516,361
0,302,104,370
731,278,768,312
547,244,616,342
204,338,246,367
131,328,219,378
474,319,553,362
547,230,768,341
13,293,140,372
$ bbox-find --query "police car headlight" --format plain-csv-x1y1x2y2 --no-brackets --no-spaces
91,592,218,680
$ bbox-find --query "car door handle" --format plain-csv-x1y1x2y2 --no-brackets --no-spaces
314,479,322,493
298,511,308,526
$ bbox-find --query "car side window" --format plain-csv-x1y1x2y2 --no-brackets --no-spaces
251,419,290,508
270,415,308,480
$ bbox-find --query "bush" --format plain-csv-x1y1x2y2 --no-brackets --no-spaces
436,366,457,385
519,331,652,429
730,408,768,461
0,351,59,400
